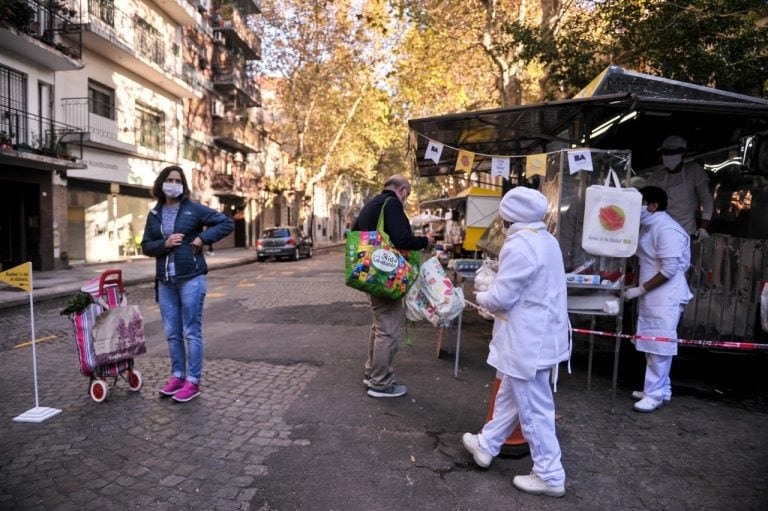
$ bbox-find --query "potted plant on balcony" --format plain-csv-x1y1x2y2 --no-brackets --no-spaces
0,131,13,151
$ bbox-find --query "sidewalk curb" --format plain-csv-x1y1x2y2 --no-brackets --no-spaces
0,243,343,309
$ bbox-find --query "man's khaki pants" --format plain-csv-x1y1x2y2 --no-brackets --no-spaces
365,294,404,388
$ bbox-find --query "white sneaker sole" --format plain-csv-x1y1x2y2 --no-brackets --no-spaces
461,433,492,468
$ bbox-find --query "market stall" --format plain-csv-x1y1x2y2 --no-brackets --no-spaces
408,66,768,400
419,186,501,255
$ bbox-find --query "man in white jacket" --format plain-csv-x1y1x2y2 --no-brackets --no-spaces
462,186,571,498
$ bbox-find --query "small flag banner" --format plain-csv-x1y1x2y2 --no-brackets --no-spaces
0,262,32,292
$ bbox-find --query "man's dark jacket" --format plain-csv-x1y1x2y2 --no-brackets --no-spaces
352,190,428,250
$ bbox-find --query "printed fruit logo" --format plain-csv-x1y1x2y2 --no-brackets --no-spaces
598,205,625,231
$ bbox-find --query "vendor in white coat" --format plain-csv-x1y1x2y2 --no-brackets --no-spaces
624,186,692,413
647,135,713,239
461,186,571,499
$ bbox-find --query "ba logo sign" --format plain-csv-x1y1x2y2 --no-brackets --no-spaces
371,249,399,272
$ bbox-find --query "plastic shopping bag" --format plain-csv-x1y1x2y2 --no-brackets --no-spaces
345,199,421,300
581,168,641,257
405,257,465,326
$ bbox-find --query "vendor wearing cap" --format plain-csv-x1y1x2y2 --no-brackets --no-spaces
647,135,714,240
461,186,571,498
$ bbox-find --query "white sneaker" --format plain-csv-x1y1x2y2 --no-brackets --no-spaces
461,433,492,468
512,471,566,498
632,390,671,403
633,396,664,412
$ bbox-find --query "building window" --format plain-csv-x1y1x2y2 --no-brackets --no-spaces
135,103,164,151
134,18,165,67
90,0,115,26
88,80,115,120
0,65,27,144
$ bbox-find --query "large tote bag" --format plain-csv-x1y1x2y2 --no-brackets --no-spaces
581,168,642,257
91,297,147,366
345,198,421,300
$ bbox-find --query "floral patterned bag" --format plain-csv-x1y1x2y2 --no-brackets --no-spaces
345,198,421,300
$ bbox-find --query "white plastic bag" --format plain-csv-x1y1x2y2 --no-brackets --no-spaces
581,168,641,257
420,256,457,316
405,258,466,326
473,258,497,293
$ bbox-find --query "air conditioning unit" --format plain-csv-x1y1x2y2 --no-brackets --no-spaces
212,100,225,118
196,0,209,14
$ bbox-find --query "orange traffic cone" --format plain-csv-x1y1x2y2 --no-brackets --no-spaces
485,376,529,457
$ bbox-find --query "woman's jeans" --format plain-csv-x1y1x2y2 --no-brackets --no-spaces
158,275,207,384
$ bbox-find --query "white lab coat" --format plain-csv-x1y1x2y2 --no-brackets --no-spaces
647,160,713,235
635,211,692,356
476,221,570,380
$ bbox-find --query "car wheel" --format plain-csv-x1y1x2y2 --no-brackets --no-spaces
306,246,313,258
257,256,266,262
292,248,300,261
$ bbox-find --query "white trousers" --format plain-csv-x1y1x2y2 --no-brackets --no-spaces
478,369,565,486
643,353,673,401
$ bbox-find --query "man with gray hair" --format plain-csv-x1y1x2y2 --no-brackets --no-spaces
351,174,433,398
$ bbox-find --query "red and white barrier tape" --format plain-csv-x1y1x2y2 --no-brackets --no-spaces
465,300,768,350
570,328,768,351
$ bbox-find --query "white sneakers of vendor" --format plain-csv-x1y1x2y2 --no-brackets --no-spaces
633,396,664,412
512,471,566,498
461,433,492,468
632,390,671,403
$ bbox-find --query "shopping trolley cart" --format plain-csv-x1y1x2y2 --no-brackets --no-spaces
68,269,145,402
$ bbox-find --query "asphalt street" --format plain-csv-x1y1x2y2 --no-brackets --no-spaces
1,246,767,510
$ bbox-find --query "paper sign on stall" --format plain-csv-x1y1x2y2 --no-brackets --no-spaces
491,157,510,179
525,153,547,177
567,149,593,174
455,150,475,172
425,140,444,164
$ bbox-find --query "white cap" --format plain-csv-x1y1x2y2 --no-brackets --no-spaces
659,135,687,151
499,187,548,223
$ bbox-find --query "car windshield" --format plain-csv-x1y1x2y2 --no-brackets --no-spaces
263,229,292,238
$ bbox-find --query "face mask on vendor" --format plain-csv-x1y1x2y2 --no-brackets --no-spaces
640,203,659,224
662,154,683,171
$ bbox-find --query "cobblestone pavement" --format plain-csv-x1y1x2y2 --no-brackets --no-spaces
1,248,768,510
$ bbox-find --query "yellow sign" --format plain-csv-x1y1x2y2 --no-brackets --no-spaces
525,153,547,177
455,150,475,173
0,262,32,292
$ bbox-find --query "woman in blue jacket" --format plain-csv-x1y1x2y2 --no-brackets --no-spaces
141,166,234,402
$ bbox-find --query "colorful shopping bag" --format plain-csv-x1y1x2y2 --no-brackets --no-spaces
345,199,421,300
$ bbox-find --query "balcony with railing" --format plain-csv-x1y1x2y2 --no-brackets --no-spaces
61,97,137,153
210,157,247,196
211,0,261,60
0,103,86,170
212,115,260,153
0,0,83,70
212,65,261,107
152,0,203,26
66,0,201,98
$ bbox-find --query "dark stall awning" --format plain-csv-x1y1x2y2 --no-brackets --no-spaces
408,66,768,176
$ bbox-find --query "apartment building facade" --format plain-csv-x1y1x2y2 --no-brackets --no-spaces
1,0,279,270
0,0,86,270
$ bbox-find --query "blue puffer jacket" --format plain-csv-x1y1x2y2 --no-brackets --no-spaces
141,198,234,281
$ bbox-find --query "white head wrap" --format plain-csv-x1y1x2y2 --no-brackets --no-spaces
499,187,548,223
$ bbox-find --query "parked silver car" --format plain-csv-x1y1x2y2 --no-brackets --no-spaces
256,226,313,262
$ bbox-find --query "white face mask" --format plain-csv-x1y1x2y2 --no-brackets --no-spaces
639,204,652,224
662,154,682,170
162,182,183,198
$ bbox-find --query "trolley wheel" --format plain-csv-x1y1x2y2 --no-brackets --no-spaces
128,369,143,391
90,379,108,403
